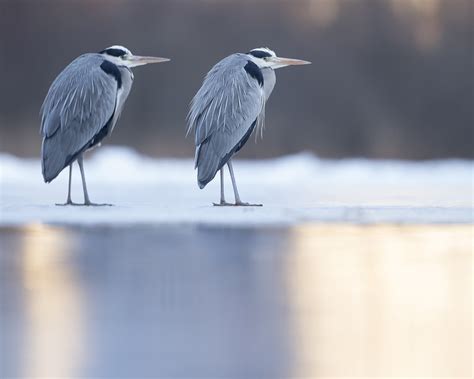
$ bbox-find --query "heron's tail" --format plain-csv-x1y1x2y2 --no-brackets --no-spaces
196,143,221,189
41,137,69,183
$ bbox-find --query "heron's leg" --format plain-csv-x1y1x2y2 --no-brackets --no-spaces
56,163,79,206
227,160,242,203
227,160,262,207
78,155,91,204
78,155,111,207
213,168,232,206
67,164,73,202
220,168,225,202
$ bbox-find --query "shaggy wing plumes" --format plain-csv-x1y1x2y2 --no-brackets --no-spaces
187,54,265,188
40,54,117,182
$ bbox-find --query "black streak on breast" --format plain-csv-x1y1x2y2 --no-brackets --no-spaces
217,119,257,172
100,60,122,89
63,113,115,170
244,61,264,87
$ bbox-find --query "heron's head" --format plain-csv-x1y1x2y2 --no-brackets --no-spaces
247,47,311,70
100,45,170,68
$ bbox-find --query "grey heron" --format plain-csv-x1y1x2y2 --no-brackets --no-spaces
40,45,169,206
187,47,310,206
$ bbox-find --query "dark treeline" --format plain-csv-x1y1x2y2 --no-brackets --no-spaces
0,0,472,159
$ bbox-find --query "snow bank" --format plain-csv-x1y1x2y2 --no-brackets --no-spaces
0,146,472,226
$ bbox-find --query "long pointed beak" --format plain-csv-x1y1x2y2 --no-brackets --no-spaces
270,56,311,69
127,55,170,67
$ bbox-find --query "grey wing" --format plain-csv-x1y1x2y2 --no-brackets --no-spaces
187,54,265,188
40,54,118,182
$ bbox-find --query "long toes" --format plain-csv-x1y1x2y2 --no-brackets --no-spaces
55,201,81,206
84,202,113,207
235,202,263,207
213,202,234,207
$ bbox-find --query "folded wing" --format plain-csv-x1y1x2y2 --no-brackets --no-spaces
187,54,265,188
40,54,118,182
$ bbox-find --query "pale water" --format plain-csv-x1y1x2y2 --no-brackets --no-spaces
0,224,471,378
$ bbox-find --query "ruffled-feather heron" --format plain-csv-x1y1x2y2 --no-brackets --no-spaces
40,45,169,206
187,47,310,206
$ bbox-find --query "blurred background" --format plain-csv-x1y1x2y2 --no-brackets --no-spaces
1,2,472,378
0,0,472,160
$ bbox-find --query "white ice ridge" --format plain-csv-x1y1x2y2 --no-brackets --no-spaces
0,146,472,226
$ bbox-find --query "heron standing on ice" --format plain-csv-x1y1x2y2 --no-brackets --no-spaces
187,48,310,206
40,45,169,206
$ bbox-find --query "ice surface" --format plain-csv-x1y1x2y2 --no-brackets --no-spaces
0,146,472,226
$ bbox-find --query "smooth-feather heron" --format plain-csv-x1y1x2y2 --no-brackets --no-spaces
40,45,169,206
187,47,310,206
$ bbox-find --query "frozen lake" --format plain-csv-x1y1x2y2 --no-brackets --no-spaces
0,147,472,225
0,148,472,377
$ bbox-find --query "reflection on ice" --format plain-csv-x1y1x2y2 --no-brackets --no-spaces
0,224,471,377
286,225,472,377
4,224,83,378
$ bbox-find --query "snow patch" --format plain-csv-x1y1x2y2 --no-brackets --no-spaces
1,146,472,226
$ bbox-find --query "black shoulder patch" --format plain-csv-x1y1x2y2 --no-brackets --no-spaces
249,50,272,59
100,60,122,88
100,48,126,57
244,61,264,87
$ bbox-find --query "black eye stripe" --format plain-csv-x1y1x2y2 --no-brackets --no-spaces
100,48,127,57
248,50,272,59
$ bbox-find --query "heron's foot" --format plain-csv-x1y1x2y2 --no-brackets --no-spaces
234,201,263,207
213,200,263,207
213,201,234,206
56,200,81,206
83,201,113,207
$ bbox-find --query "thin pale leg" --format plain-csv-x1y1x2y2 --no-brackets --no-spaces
78,154,111,206
227,159,262,207
213,168,232,206
56,163,80,206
